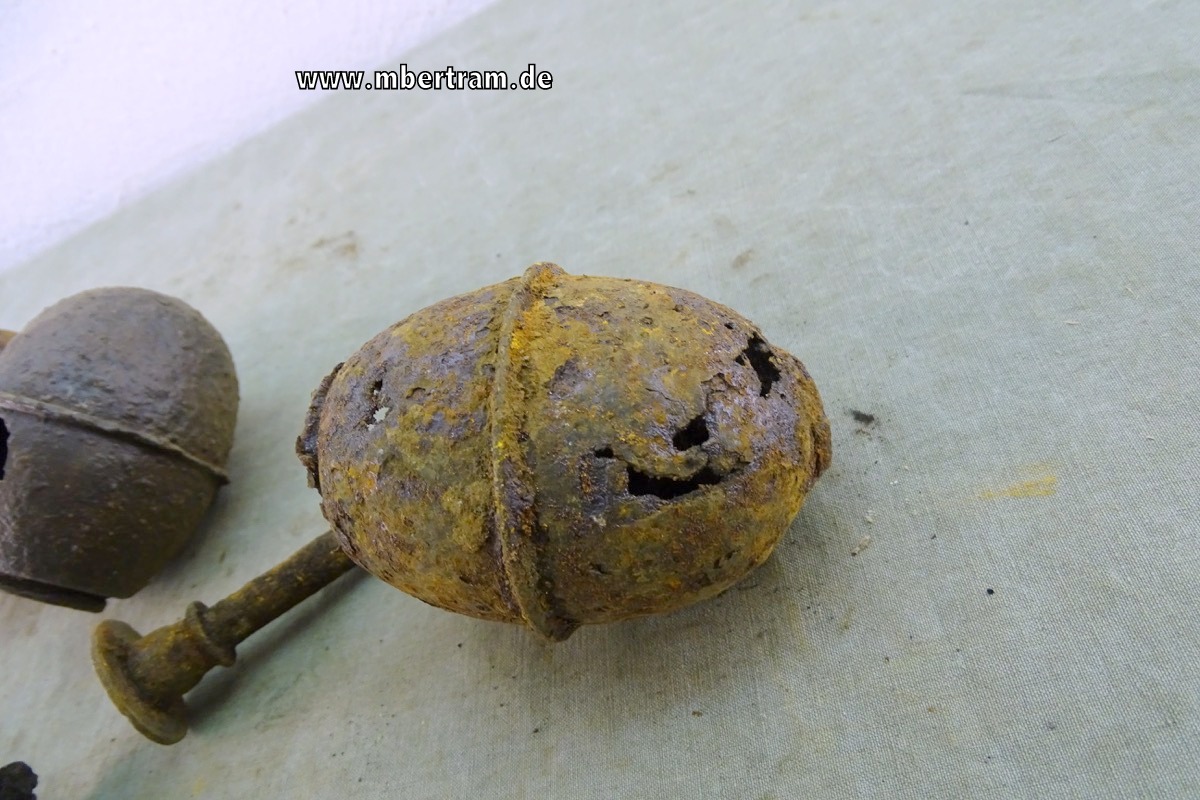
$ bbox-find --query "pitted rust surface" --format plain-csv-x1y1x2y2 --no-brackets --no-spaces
93,264,830,745
300,263,830,639
0,288,239,610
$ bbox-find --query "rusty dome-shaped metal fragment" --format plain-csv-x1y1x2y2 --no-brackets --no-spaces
299,263,830,639
0,288,239,611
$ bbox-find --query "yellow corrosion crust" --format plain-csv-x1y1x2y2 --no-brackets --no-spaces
305,264,831,638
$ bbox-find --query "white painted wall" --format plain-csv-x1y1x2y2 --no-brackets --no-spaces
0,0,497,273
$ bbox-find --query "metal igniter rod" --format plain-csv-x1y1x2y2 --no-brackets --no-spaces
92,530,355,744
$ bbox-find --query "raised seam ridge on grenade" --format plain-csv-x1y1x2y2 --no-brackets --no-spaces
489,263,580,641
0,391,229,485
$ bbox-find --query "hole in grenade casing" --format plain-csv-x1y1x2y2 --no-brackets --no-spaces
626,464,722,500
672,415,709,450
734,334,781,397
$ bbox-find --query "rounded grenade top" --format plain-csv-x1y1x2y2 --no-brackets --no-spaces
0,288,238,470
298,264,830,640
0,288,239,610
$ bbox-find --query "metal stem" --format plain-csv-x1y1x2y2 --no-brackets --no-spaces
91,530,355,744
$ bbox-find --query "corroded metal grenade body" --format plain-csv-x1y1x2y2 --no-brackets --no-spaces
298,264,830,639
0,288,238,611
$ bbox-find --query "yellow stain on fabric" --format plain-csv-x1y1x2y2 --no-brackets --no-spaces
979,475,1057,499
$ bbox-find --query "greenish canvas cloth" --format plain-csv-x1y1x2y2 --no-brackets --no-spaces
2,1,1197,796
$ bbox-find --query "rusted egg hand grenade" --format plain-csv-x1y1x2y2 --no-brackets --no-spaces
0,288,238,611
94,264,831,744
